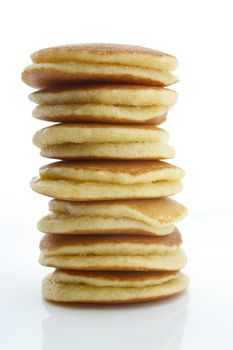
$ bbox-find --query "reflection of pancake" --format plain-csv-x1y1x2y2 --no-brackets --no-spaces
42,270,189,303
22,44,178,88
30,160,184,200
33,124,174,160
39,230,187,271
42,294,189,350
29,85,178,124
38,198,187,236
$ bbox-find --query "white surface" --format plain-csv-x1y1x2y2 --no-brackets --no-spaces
1,0,233,349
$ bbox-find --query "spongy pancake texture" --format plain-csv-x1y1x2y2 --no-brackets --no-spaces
31,177,182,201
39,230,186,271
25,45,178,88
52,269,179,287
39,248,186,271
33,124,174,160
31,160,184,200
30,85,177,124
33,124,169,147
32,103,168,124
37,198,187,235
39,230,182,256
38,160,185,183
22,62,178,88
42,271,189,303
31,44,178,71
39,142,174,160
29,85,178,106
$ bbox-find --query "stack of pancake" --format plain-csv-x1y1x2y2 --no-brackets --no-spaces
22,44,189,303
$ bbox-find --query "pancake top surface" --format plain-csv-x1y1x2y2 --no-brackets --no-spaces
37,160,184,185
22,44,178,88
40,229,182,252
50,197,187,224
31,43,178,71
51,270,180,288
40,160,182,176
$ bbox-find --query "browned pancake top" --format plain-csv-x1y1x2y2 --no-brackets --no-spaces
40,228,182,251
50,197,187,222
31,43,175,62
40,159,178,176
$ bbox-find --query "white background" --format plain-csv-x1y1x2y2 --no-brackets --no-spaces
0,0,233,349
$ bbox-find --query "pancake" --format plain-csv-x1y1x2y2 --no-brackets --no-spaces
31,44,178,71
51,269,179,288
38,142,174,160
40,229,182,255
40,248,186,270
33,124,169,146
29,85,178,106
42,271,189,303
30,160,184,201
22,44,178,88
32,104,168,124
30,85,177,124
22,62,177,89
38,198,187,236
39,230,187,271
33,124,174,160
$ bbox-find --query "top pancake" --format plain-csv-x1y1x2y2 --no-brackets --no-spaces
31,44,178,71
21,44,178,88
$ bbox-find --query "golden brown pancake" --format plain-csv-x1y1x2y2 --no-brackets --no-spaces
40,229,182,255
32,123,174,160
31,44,178,71
32,104,168,124
37,142,174,160
30,160,185,200
33,124,169,146
40,247,186,271
21,44,178,88
38,198,187,236
52,269,179,287
22,62,177,88
39,229,187,271
29,85,178,106
29,85,177,124
42,270,189,303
